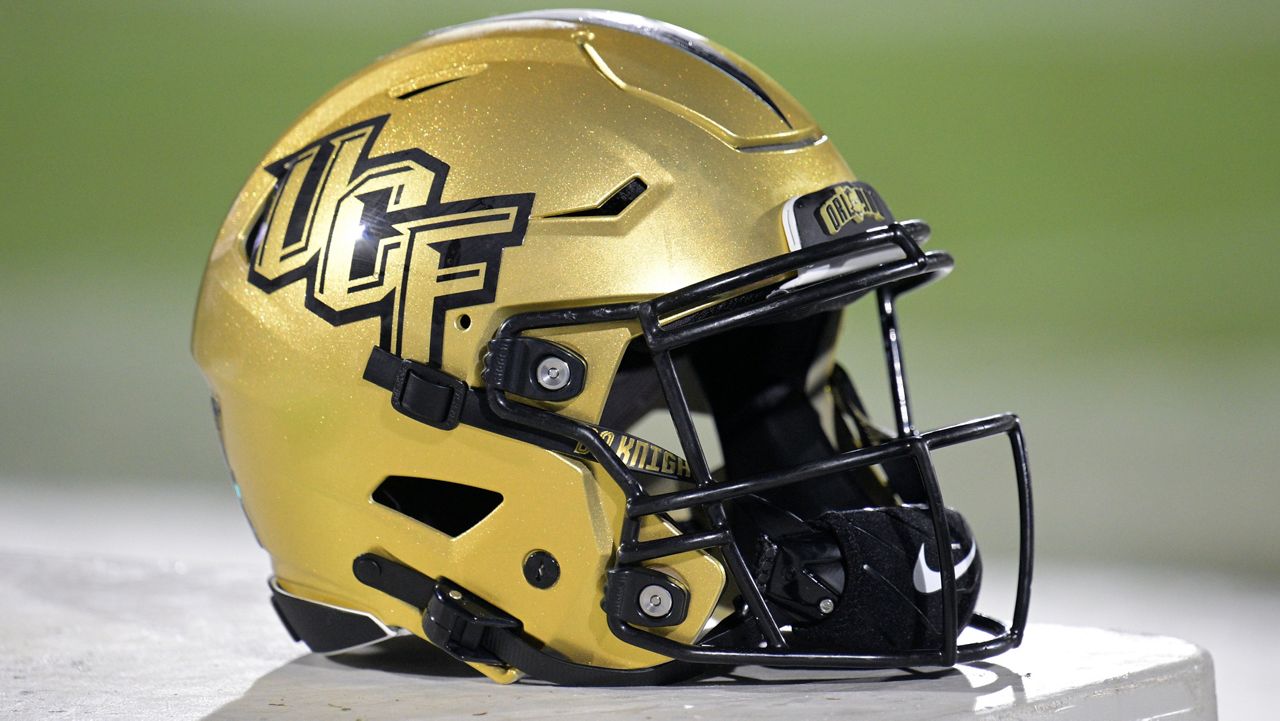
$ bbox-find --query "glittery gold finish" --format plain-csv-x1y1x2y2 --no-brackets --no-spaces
193,12,857,681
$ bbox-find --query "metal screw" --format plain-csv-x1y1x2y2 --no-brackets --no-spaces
523,550,560,589
535,356,571,391
639,584,673,618
819,598,835,615
448,590,463,601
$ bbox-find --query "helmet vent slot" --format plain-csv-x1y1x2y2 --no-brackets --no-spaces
395,77,465,101
372,476,502,538
545,177,647,218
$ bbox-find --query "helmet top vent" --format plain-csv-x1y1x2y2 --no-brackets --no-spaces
451,10,792,127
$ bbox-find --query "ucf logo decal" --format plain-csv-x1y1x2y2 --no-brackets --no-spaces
246,115,534,365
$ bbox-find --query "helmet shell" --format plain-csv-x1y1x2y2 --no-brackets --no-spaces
193,11,857,680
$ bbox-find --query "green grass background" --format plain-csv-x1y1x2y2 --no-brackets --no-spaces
1,2,1277,576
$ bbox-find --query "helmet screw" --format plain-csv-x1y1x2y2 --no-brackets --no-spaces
639,584,674,618
535,356,571,391
819,598,835,615
447,589,463,601
522,550,560,589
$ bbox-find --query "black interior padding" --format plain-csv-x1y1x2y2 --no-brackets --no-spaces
686,312,880,520
597,311,906,516
598,343,667,431
599,340,713,432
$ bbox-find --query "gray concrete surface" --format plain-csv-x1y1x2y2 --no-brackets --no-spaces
1,552,1215,720
5,475,1278,716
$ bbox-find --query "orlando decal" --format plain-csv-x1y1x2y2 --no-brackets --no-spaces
245,115,534,365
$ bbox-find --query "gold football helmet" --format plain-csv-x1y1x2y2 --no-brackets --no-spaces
192,10,1032,685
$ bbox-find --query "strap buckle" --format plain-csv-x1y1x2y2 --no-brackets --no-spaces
363,347,467,430
423,578,521,666
392,362,466,430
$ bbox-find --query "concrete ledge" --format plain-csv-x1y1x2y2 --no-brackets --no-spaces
0,552,1217,720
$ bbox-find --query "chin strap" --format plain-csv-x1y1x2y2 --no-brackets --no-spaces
350,552,714,686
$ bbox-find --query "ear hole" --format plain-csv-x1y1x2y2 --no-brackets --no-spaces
372,476,502,538
456,314,472,331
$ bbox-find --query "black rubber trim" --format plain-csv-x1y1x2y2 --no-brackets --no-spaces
270,581,392,654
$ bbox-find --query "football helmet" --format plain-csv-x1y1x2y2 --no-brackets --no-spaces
192,10,1032,685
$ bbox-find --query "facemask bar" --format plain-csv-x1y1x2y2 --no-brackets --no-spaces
485,221,1033,669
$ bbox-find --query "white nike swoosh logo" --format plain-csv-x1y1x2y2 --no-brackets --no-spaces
912,542,977,594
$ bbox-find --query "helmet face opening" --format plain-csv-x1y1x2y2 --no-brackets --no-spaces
602,307,988,654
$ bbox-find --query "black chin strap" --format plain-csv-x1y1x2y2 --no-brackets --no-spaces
351,553,714,686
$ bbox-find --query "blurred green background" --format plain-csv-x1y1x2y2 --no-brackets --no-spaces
1,1,1277,578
